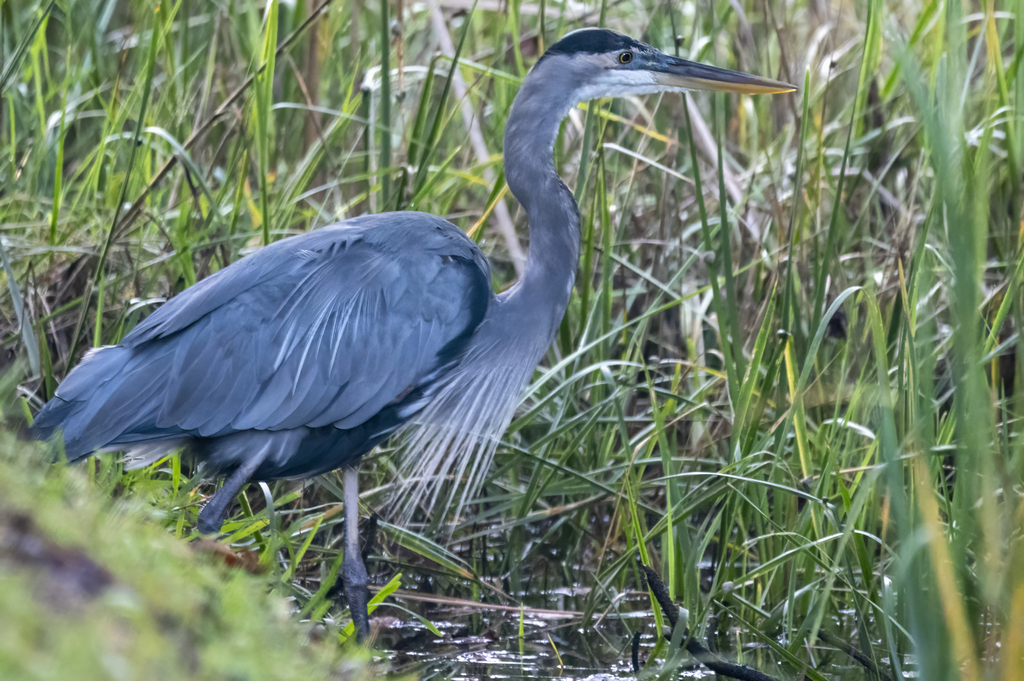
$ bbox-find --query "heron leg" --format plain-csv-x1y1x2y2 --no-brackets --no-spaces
342,466,371,642
198,445,272,534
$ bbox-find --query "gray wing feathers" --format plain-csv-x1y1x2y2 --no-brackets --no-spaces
38,214,492,456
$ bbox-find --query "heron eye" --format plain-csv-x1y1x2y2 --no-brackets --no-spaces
618,52,633,64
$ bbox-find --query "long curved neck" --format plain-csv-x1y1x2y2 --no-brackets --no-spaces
501,61,582,340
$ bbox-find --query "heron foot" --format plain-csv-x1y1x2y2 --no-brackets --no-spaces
343,547,371,642
342,466,370,642
197,496,228,534
197,472,246,534
196,443,273,535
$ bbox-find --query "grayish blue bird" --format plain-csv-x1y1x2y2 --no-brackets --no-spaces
33,28,793,641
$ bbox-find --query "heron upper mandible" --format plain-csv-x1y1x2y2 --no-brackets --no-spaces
34,28,793,641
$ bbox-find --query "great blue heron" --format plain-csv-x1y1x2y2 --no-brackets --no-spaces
34,28,793,640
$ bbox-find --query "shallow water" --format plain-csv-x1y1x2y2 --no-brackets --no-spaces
372,601,904,680
380,616,657,681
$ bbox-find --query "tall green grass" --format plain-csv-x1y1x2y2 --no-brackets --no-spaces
3,0,1024,677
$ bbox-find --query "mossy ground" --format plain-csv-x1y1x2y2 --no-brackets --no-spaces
0,437,363,681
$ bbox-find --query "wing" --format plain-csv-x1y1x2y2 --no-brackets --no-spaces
40,213,492,455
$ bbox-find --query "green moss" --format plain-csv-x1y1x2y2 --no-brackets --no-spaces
0,437,361,681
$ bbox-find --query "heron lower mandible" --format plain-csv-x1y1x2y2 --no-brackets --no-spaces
34,28,794,642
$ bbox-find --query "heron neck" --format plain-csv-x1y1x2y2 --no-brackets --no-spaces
501,66,581,340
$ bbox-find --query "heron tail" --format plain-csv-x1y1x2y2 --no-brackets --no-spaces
33,345,147,461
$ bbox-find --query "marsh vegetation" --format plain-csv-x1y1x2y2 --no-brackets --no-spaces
3,0,1023,679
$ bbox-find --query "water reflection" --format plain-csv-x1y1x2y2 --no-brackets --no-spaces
372,595,914,680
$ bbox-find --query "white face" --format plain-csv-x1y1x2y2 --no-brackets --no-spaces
568,52,671,105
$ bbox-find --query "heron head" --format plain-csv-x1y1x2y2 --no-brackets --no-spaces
536,28,795,103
